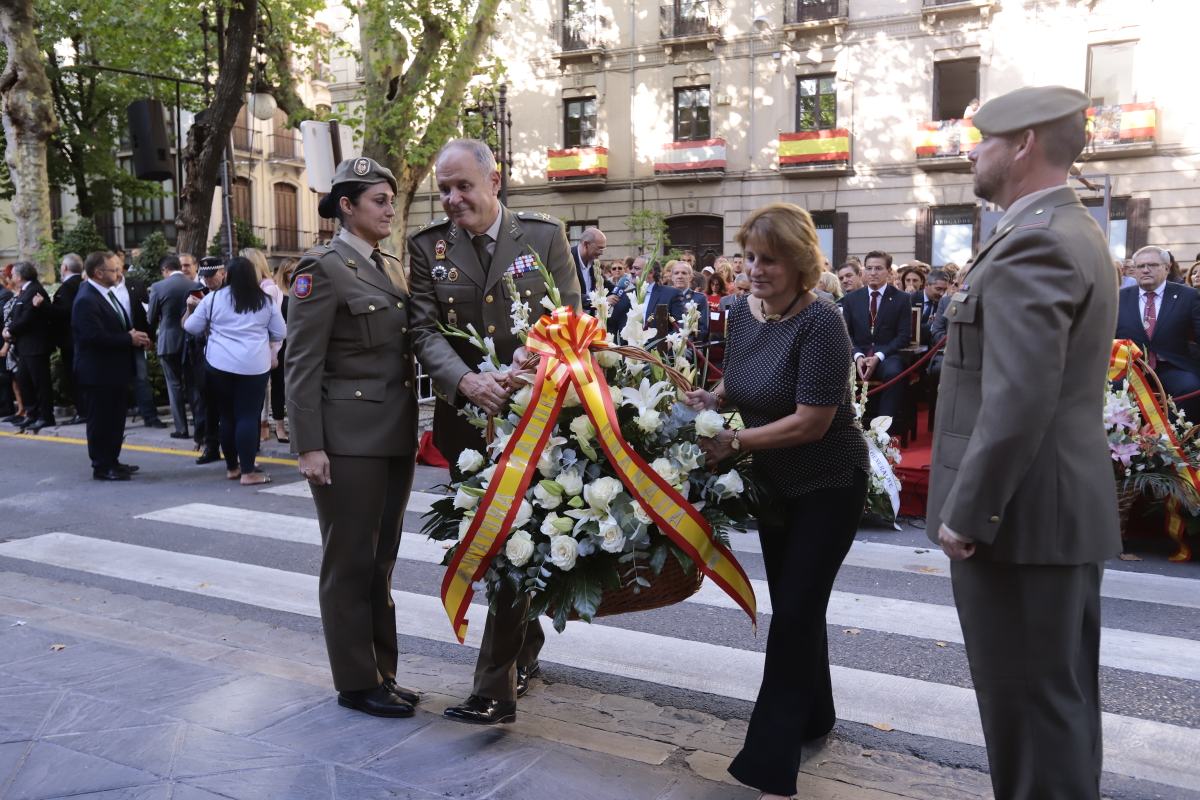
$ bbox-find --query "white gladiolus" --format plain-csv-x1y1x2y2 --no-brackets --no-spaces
453,486,479,510
621,318,650,348
598,516,626,553
548,535,579,571
650,457,680,486
533,481,563,509
457,516,474,541
541,296,557,312
694,409,725,438
555,469,584,496
511,384,533,412
505,530,535,566
713,470,745,499
480,464,498,485
569,414,595,443
512,499,534,529
457,449,486,474
584,476,623,512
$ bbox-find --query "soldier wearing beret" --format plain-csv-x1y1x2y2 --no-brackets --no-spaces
284,156,423,718
408,138,580,725
926,86,1120,799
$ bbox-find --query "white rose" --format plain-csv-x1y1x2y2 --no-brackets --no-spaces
598,516,626,553
457,516,474,541
694,409,725,438
635,409,662,434
569,414,595,443
480,464,497,485
713,470,745,499
456,449,486,475
505,530,535,567
563,385,581,408
548,534,579,571
511,384,533,412
538,446,560,477
453,486,479,510
596,349,621,368
584,476,623,512
555,469,583,496
632,501,653,526
512,499,534,529
650,457,680,487
541,512,574,537
533,481,563,509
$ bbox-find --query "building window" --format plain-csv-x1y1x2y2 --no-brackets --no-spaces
564,97,598,148
1082,197,1131,259
566,220,599,247
674,86,711,142
809,210,848,268
1087,41,1136,106
273,182,300,252
796,74,836,131
232,177,253,227
933,58,979,121
931,206,976,267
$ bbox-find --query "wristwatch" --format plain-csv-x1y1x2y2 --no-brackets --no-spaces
729,429,741,452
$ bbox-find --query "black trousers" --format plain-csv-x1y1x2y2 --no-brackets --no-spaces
81,384,126,471
59,348,84,418
471,582,545,702
867,356,906,436
269,342,286,420
952,559,1104,800
728,471,867,797
205,365,268,473
17,353,54,424
311,453,415,691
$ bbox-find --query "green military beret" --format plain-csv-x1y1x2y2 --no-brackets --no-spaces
318,157,398,219
972,85,1090,136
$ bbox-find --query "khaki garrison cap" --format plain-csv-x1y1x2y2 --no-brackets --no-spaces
971,86,1090,136
317,157,398,218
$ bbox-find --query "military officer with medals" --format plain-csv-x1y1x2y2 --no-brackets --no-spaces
408,138,580,725
284,157,423,718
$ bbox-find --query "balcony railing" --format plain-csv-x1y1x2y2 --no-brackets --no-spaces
269,131,302,160
654,138,726,177
551,15,608,53
914,119,980,167
231,126,261,153
783,0,847,25
660,0,723,40
547,146,608,182
779,128,851,174
270,227,317,254
1085,102,1157,158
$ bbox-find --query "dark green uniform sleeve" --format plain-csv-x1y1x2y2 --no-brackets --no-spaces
409,231,473,404
284,255,338,453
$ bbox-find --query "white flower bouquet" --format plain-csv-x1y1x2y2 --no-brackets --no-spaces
423,254,761,634
851,378,903,527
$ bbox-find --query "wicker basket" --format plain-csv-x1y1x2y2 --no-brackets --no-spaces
1116,482,1141,539
558,556,705,621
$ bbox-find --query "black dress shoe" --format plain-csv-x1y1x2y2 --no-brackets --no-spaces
443,694,516,725
383,679,422,705
143,419,167,428
93,468,132,481
169,431,190,439
24,420,51,434
337,685,414,718
3,414,25,425
116,463,140,474
195,449,222,465
516,661,541,698
63,415,86,426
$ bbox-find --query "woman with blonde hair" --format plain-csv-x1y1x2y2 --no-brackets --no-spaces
816,270,843,300
266,258,298,442
686,202,869,800
241,247,285,440
714,256,736,291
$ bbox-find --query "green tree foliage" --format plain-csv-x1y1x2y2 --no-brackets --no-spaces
54,217,108,260
208,218,265,257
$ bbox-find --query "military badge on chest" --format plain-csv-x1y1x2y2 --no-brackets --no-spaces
432,240,449,281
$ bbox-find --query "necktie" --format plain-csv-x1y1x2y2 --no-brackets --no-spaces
1143,291,1158,368
107,289,130,329
473,234,493,273
869,291,880,330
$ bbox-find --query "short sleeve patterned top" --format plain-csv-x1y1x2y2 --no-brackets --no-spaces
722,296,870,498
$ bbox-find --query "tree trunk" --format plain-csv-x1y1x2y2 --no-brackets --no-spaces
175,0,257,258
0,0,59,281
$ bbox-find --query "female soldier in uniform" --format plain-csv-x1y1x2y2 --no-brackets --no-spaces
284,157,422,718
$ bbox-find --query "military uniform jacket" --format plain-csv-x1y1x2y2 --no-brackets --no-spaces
284,237,417,458
408,206,581,405
926,186,1121,564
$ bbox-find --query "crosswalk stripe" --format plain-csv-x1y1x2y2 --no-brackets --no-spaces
259,481,447,517
1,532,1196,792
135,503,1200,682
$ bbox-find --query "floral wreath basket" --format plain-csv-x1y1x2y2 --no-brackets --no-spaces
422,255,762,635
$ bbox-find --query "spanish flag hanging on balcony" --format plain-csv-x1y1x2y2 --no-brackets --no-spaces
779,129,851,165
1087,103,1157,144
547,147,609,180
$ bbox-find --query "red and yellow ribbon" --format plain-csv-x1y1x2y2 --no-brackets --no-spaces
1109,339,1196,561
440,307,758,642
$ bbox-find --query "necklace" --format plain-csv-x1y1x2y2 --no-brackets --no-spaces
759,290,806,322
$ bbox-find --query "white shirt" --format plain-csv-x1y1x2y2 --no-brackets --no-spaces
112,278,133,319
86,278,130,328
183,287,286,375
1139,280,1166,324
853,286,890,362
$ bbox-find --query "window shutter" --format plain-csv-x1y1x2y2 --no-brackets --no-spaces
834,212,848,267
914,206,933,264
1126,197,1150,253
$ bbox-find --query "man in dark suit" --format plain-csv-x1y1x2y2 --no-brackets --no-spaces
51,253,87,425
667,259,710,338
190,257,226,464
841,250,910,434
910,268,950,346
1115,245,1200,421
608,257,684,339
0,273,13,419
4,262,55,433
148,254,201,438
117,259,166,428
927,86,1120,800
409,139,580,726
570,227,609,312
74,251,153,479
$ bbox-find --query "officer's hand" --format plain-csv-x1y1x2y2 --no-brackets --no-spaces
938,523,975,561
299,450,332,485
458,371,511,416
130,330,152,349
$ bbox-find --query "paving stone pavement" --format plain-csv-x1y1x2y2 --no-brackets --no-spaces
0,573,996,800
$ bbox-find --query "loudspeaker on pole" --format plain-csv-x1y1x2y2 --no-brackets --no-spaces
127,99,174,182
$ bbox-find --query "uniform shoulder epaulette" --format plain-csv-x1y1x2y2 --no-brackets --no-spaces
515,211,561,225
300,243,332,260
414,217,451,236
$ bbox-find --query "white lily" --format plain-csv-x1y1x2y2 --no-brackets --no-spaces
621,377,675,417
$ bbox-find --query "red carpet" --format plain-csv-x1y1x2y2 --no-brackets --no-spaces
896,408,932,518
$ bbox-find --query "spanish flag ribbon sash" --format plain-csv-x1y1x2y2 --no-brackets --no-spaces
1109,339,1196,561
440,307,758,642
